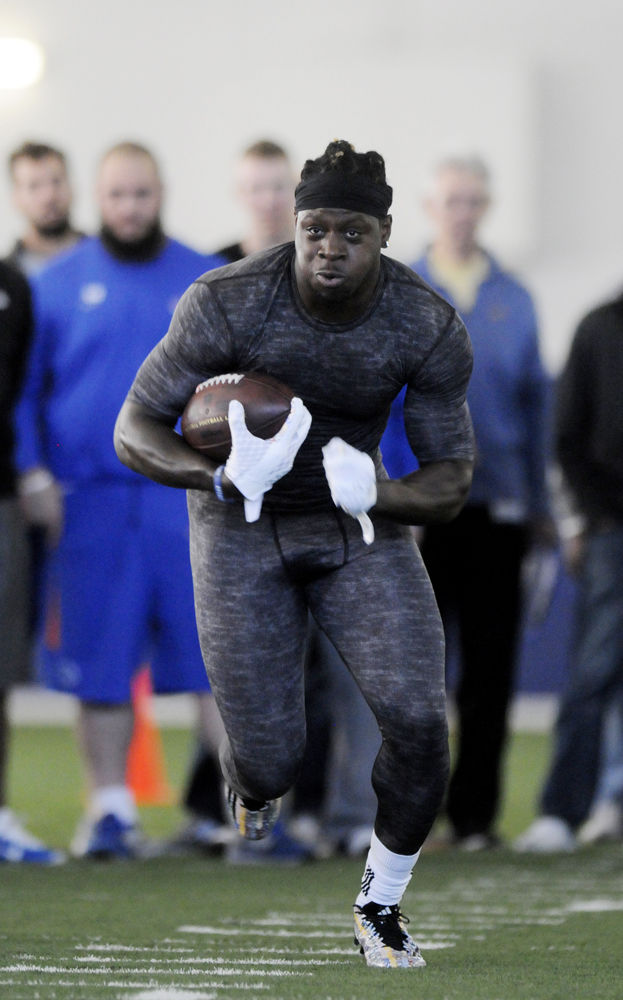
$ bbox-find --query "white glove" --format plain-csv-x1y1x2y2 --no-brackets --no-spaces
322,437,377,544
225,396,312,522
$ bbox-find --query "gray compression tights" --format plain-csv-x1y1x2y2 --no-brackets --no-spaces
189,496,449,855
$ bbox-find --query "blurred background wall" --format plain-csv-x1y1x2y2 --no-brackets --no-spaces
2,0,623,372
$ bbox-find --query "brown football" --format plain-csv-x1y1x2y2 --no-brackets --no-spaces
181,371,294,461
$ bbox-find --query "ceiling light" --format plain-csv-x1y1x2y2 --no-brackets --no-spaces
0,37,45,89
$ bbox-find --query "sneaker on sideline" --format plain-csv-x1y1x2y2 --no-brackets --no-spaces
342,825,374,858
225,785,281,841
513,816,576,853
577,801,623,845
162,816,236,856
0,807,65,865
226,819,313,865
73,812,153,860
353,901,426,968
287,812,322,845
287,813,334,859
458,832,502,852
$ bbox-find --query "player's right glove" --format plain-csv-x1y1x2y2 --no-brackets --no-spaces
225,396,312,522
322,437,377,544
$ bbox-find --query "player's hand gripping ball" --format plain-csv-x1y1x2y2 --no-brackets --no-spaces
181,372,295,462
226,395,312,522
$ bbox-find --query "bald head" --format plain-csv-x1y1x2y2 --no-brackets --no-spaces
97,143,163,243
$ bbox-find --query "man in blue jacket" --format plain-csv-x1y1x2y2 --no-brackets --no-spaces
15,142,226,858
397,156,553,849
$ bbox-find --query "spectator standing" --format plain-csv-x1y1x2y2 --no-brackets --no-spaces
209,140,380,863
7,142,87,643
515,292,623,852
176,139,302,858
0,259,65,863
14,141,226,858
217,139,297,262
411,156,553,849
7,142,84,276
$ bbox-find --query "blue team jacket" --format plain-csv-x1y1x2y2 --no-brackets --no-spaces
381,251,551,519
15,237,224,486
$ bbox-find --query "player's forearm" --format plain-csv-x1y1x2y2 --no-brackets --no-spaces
114,399,215,490
374,459,473,525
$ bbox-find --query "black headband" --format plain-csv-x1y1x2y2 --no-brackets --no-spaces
294,172,392,219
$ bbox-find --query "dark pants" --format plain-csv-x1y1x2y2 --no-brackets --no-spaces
541,524,623,827
421,506,528,838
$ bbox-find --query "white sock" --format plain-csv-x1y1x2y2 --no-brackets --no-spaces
91,785,138,824
355,831,420,908
0,806,15,833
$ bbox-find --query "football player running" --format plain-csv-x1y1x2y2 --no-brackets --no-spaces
115,140,474,969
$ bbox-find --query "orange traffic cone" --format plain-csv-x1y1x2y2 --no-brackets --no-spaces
126,666,175,805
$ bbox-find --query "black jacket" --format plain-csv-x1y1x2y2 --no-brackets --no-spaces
0,260,33,497
556,294,623,523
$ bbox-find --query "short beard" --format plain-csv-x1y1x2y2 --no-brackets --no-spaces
99,220,166,262
35,218,72,239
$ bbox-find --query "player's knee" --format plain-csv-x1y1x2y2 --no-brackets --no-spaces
385,703,449,770
384,700,448,747
237,745,304,802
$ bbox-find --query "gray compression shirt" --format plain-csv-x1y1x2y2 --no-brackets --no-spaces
128,243,474,512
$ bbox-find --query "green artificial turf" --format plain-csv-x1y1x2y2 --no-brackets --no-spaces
1,726,622,1000
2,848,623,1000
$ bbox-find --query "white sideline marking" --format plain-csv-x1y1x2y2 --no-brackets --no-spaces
121,991,216,999
417,941,456,950
567,899,623,912
115,985,271,993
0,964,306,977
77,944,194,953
253,912,348,926
0,980,268,994
178,925,334,938
78,955,340,967
175,924,457,954
256,947,356,956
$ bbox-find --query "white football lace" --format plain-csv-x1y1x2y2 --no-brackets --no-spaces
195,373,244,393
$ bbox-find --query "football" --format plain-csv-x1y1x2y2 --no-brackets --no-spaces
181,371,294,460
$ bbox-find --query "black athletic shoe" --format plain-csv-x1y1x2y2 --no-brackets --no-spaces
353,901,426,968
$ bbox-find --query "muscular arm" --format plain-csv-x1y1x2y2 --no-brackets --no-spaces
116,399,472,520
375,458,473,525
376,306,473,526
114,399,240,498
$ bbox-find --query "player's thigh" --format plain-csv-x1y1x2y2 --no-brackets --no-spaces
309,517,445,730
187,494,309,733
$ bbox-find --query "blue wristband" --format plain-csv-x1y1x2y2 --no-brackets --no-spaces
213,465,235,503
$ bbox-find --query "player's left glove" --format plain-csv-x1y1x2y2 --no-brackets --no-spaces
322,437,377,545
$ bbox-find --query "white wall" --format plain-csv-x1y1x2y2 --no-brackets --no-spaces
2,0,623,371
